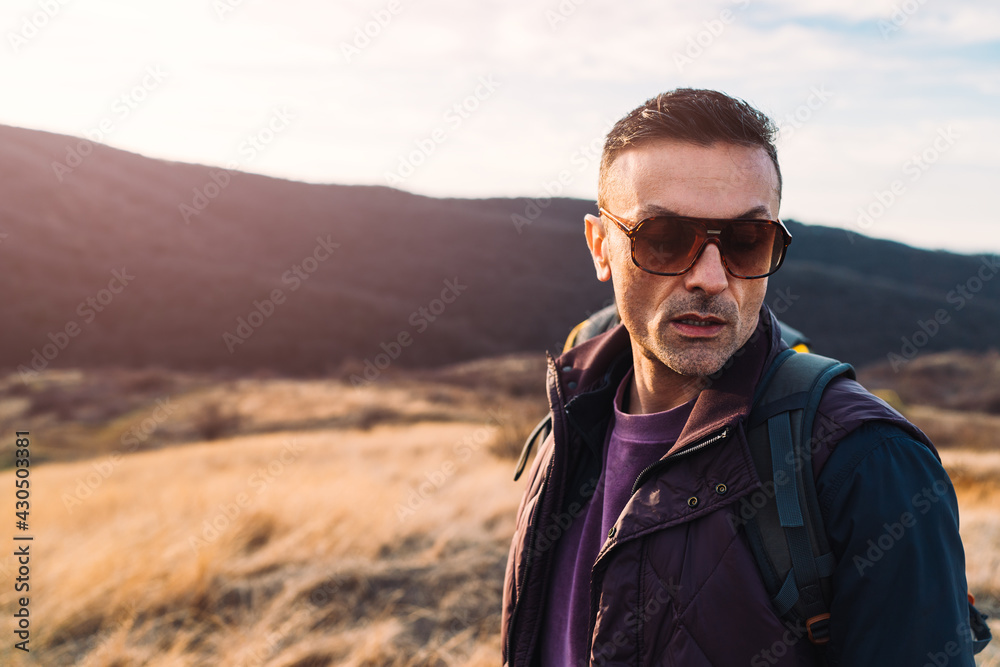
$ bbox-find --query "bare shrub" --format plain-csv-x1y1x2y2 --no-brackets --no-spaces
120,367,175,393
907,405,1000,450
193,402,242,441
346,405,405,431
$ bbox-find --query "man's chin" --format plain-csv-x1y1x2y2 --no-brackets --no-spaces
658,341,735,378
665,356,729,378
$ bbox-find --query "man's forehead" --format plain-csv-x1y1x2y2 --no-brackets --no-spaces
603,139,781,216
609,139,777,183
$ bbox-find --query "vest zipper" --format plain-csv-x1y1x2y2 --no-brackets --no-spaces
630,426,730,496
506,446,553,665
508,355,565,665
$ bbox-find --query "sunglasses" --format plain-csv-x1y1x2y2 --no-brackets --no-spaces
598,207,792,279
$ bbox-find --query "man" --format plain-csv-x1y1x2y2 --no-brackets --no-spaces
501,89,976,665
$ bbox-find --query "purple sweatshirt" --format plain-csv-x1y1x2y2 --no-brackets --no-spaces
540,368,695,665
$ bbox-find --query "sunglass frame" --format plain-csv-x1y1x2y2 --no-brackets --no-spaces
598,206,793,279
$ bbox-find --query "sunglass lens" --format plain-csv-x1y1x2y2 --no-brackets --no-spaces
721,222,781,277
633,218,703,274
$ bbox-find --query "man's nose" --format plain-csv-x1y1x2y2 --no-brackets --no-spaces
682,241,728,295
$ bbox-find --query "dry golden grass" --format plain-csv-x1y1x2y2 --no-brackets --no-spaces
0,358,549,666
940,450,1000,667
0,419,524,666
908,405,1000,451
0,356,549,466
1,355,998,665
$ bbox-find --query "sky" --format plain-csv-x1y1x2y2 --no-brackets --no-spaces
1,0,998,255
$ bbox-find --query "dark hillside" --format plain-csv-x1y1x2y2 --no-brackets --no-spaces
0,125,996,375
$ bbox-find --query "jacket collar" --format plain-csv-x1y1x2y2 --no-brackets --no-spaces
552,304,786,454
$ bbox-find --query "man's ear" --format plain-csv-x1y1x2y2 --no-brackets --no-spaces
584,213,612,282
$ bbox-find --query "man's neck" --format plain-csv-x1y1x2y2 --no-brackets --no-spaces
626,350,705,415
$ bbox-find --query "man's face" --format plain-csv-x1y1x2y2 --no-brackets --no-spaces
585,139,780,378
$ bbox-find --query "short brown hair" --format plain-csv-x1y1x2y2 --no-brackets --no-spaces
598,88,781,208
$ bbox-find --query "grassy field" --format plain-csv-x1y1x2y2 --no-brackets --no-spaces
2,422,523,666
0,354,997,665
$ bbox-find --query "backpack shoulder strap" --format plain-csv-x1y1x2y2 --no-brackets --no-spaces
743,350,855,648
513,413,551,482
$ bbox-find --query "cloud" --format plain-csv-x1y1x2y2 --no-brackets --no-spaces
0,0,996,252
908,4,1000,43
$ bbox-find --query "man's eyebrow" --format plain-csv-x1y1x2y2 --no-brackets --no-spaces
637,204,680,218
732,205,772,220
637,204,773,220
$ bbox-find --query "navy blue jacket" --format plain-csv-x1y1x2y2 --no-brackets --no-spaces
817,420,974,665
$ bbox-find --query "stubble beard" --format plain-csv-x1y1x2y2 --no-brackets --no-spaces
643,295,747,378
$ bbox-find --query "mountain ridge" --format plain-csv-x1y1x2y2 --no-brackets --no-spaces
1,124,997,376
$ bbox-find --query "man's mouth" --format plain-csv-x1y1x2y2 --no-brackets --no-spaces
670,313,727,337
